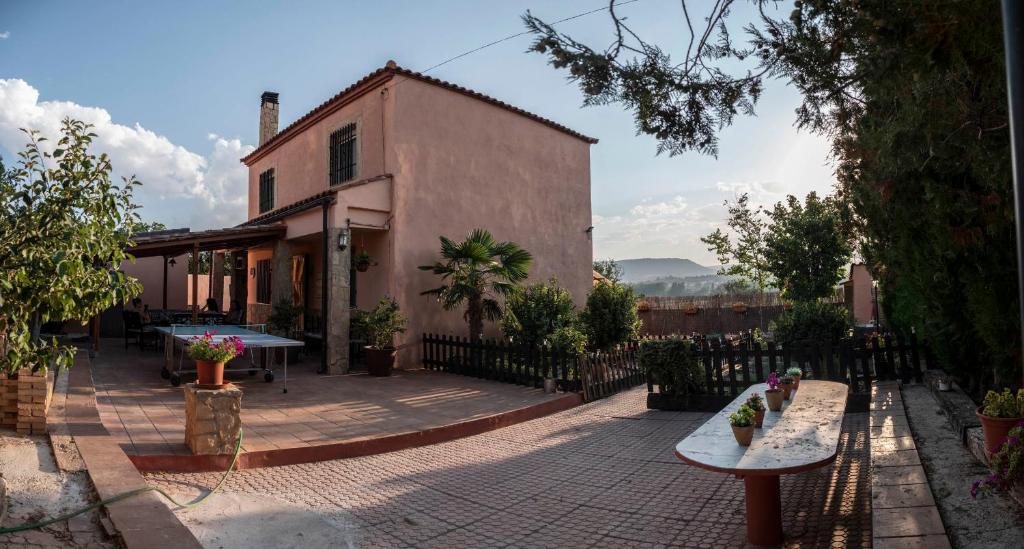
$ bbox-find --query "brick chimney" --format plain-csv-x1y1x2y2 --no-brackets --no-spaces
259,91,279,147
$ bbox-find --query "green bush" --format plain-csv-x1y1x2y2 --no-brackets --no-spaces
352,297,407,349
770,301,850,344
581,282,641,350
981,389,1024,418
501,278,581,352
638,338,705,396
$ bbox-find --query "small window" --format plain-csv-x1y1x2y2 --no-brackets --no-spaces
329,123,357,185
258,169,275,213
255,259,272,304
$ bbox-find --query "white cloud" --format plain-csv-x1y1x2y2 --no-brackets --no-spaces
0,31,9,39
0,78,253,229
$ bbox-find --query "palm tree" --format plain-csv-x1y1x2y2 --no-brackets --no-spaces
419,229,532,340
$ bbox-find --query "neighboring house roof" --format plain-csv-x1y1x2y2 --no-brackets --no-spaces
241,61,598,166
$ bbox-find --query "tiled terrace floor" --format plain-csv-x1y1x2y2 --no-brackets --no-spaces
147,389,871,548
91,340,563,456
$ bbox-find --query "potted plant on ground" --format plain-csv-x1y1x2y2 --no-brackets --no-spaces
976,388,1024,456
352,297,407,377
683,302,699,315
746,393,766,428
729,404,756,446
765,372,784,411
732,301,748,314
268,300,304,362
780,373,794,400
353,249,376,272
971,419,1024,499
186,331,245,389
787,366,803,390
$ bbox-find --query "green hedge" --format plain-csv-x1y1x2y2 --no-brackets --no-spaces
638,338,705,396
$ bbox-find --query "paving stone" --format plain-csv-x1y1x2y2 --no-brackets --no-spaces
872,506,946,538
872,483,937,509
873,535,952,549
871,464,929,486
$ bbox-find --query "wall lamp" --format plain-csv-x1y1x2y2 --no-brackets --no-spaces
338,227,351,251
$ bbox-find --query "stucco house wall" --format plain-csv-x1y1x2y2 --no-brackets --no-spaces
388,76,593,360
120,254,189,310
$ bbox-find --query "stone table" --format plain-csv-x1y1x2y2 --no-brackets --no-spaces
675,380,848,546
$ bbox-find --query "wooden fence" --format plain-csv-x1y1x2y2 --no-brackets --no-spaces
421,334,578,390
646,332,925,412
578,344,645,402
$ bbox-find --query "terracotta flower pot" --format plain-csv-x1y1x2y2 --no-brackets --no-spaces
781,381,793,401
366,347,396,377
765,389,783,411
753,409,765,428
195,360,226,388
792,373,801,391
976,407,1023,455
356,261,371,272
732,424,754,446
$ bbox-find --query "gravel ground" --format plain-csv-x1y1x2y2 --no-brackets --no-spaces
901,384,1024,548
0,431,117,549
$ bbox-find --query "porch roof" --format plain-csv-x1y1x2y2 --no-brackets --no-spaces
128,224,286,258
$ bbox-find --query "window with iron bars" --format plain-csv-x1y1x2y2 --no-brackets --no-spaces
258,169,275,213
255,259,272,304
329,123,357,185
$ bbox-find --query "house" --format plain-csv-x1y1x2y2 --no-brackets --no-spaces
236,61,596,373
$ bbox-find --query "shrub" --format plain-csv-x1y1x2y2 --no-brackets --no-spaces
638,338,705,396
352,297,407,349
770,301,850,344
729,404,755,427
581,282,641,350
972,420,1024,498
981,389,1024,418
267,300,304,336
501,278,581,352
746,393,765,411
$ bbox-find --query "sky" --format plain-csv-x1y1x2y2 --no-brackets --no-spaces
0,0,835,265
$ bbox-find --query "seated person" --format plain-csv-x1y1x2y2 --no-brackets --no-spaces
225,300,244,325
141,304,152,325
202,297,220,313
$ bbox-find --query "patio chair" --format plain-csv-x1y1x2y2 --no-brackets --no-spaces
122,311,144,350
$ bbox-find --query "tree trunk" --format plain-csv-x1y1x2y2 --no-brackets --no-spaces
467,295,484,341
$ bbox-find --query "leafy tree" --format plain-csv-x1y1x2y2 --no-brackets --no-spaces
525,1,1017,391
720,278,754,300
0,119,142,374
419,229,532,341
501,278,583,352
581,281,641,350
701,193,771,294
593,259,624,283
764,192,853,302
136,221,167,233
770,301,850,345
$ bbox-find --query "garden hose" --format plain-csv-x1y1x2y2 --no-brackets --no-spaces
0,428,243,534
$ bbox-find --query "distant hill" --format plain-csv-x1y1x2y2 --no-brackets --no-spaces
617,258,718,283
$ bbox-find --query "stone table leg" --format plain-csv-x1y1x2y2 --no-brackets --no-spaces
744,474,783,546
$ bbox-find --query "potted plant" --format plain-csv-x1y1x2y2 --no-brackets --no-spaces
352,297,407,377
729,404,756,446
976,388,1024,456
683,302,699,315
268,300,304,362
971,420,1024,499
746,393,766,428
937,376,951,392
780,374,794,400
765,372,784,411
732,301,748,314
786,366,803,390
185,330,245,389
353,249,376,272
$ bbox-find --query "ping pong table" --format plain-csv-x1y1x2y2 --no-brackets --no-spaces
156,324,304,393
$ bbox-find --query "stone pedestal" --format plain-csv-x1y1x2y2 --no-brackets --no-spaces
183,383,242,455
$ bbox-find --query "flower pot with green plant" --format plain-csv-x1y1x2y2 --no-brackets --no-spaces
268,300,304,362
786,366,803,390
729,404,756,446
765,372,784,411
352,297,407,377
186,331,245,389
971,419,1024,499
976,389,1024,455
746,393,766,428
353,249,376,272
780,374,794,400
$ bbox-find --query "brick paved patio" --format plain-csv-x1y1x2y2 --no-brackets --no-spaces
146,388,871,548
91,340,565,457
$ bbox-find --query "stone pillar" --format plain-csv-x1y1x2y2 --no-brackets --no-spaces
327,228,351,374
270,239,292,308
210,252,225,310
184,383,242,455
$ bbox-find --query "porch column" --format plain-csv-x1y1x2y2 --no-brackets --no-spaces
270,239,292,308
327,227,351,374
210,251,225,310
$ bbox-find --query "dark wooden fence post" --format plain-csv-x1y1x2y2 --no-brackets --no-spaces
910,330,924,382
